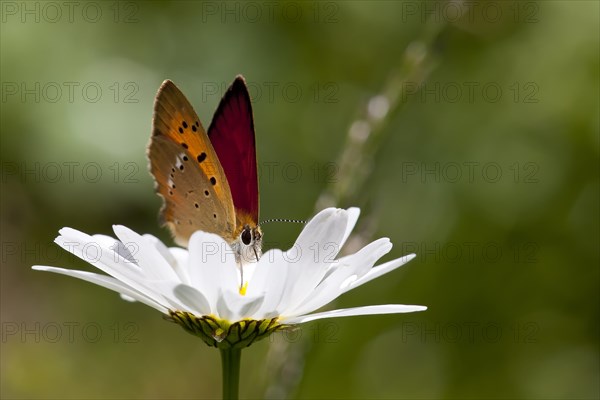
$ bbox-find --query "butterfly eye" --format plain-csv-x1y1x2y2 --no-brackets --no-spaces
241,228,252,245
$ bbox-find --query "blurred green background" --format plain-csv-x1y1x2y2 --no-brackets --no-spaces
1,1,598,399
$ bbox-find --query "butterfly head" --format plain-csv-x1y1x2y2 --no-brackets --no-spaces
233,224,262,263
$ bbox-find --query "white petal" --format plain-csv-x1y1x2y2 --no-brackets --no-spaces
173,284,211,315
345,254,417,293
282,208,349,310
284,238,392,317
292,207,349,261
282,304,427,324
340,207,360,250
55,228,164,305
188,231,239,313
113,225,180,282
240,259,258,286
168,247,190,284
147,280,191,311
216,289,265,321
169,247,189,266
337,238,392,278
237,296,265,319
143,234,176,266
56,229,141,277
248,249,289,319
92,234,136,261
66,229,185,313
32,265,168,313
310,207,360,281
120,294,136,302
245,249,280,297
143,235,191,285
216,289,235,321
283,270,348,318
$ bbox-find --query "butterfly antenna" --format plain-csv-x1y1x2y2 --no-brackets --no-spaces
259,218,307,226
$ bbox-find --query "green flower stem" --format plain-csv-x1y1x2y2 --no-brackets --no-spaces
220,348,242,400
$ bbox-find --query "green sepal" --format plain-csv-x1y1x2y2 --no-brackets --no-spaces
167,311,288,349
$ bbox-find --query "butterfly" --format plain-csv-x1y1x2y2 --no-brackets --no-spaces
148,76,262,263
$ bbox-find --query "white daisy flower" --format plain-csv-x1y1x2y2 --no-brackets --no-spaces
33,207,426,349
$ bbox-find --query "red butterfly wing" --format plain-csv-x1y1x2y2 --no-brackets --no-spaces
208,76,259,223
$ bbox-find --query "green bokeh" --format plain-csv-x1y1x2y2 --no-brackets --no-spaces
1,1,598,399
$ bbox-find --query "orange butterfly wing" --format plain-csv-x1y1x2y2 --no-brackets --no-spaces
148,80,236,246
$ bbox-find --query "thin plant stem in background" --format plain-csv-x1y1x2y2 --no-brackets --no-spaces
264,12,453,398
